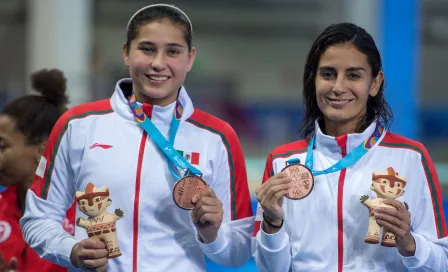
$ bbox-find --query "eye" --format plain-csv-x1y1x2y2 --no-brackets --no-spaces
0,139,8,151
167,49,180,56
80,200,87,205
140,47,156,53
396,183,401,188
382,180,387,184
347,73,361,80
94,197,101,203
320,71,336,79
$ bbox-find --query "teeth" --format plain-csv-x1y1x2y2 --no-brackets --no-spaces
329,99,350,104
149,76,168,81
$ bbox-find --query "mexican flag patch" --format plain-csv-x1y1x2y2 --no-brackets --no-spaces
176,150,200,165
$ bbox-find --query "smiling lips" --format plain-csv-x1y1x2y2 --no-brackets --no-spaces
326,97,353,106
145,74,169,82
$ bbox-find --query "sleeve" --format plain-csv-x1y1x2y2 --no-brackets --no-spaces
252,153,293,272
401,146,448,271
19,113,79,268
196,123,254,268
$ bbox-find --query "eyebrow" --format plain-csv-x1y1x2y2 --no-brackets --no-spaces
318,66,365,72
137,41,184,48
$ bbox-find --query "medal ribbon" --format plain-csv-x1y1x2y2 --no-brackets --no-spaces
288,123,383,177
127,93,201,180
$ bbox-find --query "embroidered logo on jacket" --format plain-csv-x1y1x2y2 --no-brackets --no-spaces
0,221,11,243
89,143,113,149
176,150,200,165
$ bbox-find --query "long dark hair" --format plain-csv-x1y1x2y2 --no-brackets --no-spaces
299,22,393,138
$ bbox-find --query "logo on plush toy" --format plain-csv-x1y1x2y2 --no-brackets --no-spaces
360,167,408,247
75,182,124,258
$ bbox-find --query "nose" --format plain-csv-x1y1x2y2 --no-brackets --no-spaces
332,75,347,95
151,52,167,71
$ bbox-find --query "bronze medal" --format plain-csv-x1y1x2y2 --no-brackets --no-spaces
282,163,314,200
172,175,208,210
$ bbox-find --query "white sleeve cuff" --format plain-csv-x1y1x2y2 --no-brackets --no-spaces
257,221,288,252
46,235,79,268
197,224,229,254
401,233,430,268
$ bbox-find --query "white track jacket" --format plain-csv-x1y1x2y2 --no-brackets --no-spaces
253,121,447,272
20,79,254,271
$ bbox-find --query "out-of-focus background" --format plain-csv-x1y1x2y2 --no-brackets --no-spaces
0,0,447,271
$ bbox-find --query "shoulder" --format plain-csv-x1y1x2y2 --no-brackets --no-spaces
186,108,239,144
379,132,431,160
51,99,114,137
269,139,309,160
63,99,114,123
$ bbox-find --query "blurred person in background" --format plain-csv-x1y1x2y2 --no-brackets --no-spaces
20,4,253,272
0,69,75,271
253,22,447,271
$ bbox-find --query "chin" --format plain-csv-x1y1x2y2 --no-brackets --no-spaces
141,87,174,100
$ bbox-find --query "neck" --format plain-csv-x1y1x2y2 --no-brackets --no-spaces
133,86,178,107
323,116,364,137
17,182,31,213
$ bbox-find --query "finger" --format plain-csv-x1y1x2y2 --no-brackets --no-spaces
375,207,408,223
194,205,222,223
199,212,221,226
256,175,291,198
264,183,291,203
94,263,109,272
192,198,220,222
83,257,108,270
79,248,109,260
194,196,221,209
383,199,407,212
376,219,406,238
192,187,215,203
270,174,292,186
374,212,408,230
83,237,107,250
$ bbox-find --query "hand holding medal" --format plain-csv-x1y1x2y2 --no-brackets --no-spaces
172,173,222,243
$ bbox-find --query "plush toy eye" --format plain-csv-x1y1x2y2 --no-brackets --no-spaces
94,197,101,203
80,200,87,205
382,180,387,184
396,183,401,188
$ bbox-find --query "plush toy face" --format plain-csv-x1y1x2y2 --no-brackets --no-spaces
77,195,111,217
76,182,111,217
371,177,405,199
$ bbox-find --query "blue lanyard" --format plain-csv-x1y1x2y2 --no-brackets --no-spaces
296,123,383,177
127,93,201,180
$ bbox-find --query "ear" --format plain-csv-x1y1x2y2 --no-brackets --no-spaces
122,42,130,67
369,70,384,97
186,47,197,72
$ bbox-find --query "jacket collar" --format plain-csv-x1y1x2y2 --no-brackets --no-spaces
313,120,384,158
110,78,195,125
